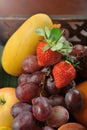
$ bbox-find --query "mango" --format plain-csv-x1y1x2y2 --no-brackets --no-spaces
2,13,53,76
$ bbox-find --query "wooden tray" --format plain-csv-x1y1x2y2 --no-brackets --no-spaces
0,15,87,46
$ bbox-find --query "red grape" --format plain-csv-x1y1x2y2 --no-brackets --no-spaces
45,78,60,95
12,111,36,130
65,88,83,112
18,71,45,85
78,48,87,80
42,126,54,130
11,102,32,118
46,106,69,128
16,82,39,102
28,71,45,84
18,73,31,84
49,95,65,107
70,44,85,58
32,96,52,121
22,55,41,73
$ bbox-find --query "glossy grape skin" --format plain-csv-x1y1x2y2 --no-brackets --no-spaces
27,71,45,84
49,95,65,107
11,102,32,118
70,44,85,58
78,48,87,80
18,73,31,84
70,44,87,81
60,80,76,96
65,88,83,112
18,71,45,85
46,106,69,128
45,78,60,96
12,111,36,130
22,55,41,73
42,126,54,130
16,82,39,102
32,96,52,121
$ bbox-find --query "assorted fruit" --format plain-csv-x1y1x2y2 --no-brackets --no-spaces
1,13,53,76
0,13,87,130
0,88,19,128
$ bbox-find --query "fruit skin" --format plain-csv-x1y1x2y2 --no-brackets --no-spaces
37,42,62,66
58,123,86,130
32,96,52,121
16,82,39,102
0,87,19,127
65,88,83,112
47,106,69,128
73,81,87,127
53,61,76,88
0,126,12,130
2,13,53,76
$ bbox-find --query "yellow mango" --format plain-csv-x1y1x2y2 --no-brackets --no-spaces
2,13,53,76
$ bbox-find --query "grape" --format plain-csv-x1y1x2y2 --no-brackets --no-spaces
45,78,60,95
60,80,76,96
65,88,83,112
16,82,39,102
18,71,45,85
42,126,54,130
32,96,52,121
22,55,41,73
27,71,45,84
49,95,65,107
46,106,69,128
78,48,87,80
41,66,52,77
12,111,36,130
70,45,87,80
18,73,31,84
11,102,32,118
70,44,85,58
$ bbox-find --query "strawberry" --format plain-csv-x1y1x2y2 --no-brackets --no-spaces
36,42,62,66
36,26,73,67
52,61,76,88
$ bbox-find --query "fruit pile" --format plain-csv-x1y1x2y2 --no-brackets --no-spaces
10,26,87,130
0,13,87,130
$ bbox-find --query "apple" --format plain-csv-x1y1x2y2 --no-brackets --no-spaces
0,87,19,127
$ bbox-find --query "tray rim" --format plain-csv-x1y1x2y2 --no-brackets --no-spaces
0,15,87,21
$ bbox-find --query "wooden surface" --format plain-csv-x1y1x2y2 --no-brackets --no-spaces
0,0,87,16
0,0,87,46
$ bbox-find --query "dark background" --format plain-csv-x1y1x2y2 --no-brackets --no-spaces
0,0,87,16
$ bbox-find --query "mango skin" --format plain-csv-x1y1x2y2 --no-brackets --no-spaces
2,13,53,76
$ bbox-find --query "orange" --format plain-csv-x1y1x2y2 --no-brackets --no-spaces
73,81,87,127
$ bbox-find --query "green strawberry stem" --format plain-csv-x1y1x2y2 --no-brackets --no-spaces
35,25,73,55
35,26,82,68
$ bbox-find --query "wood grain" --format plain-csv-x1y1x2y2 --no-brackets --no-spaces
0,0,87,16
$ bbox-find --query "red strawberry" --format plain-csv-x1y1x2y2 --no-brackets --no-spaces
36,26,73,67
37,42,62,66
53,61,76,88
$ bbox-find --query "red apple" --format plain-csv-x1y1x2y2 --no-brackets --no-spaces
0,87,19,127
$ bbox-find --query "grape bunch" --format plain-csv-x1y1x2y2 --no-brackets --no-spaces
69,44,87,81
11,44,86,130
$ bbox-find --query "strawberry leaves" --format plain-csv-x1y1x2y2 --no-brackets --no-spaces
55,40,73,55
45,26,51,38
48,27,64,43
35,26,73,55
35,28,46,37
